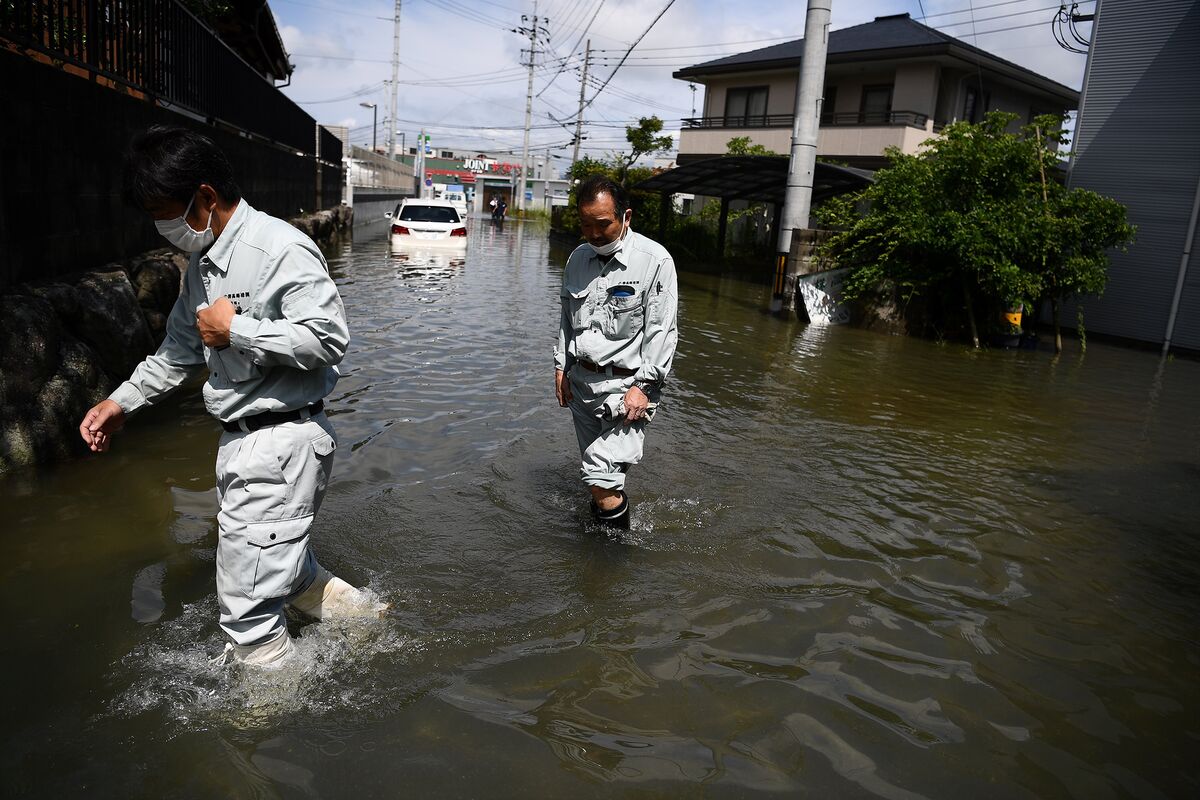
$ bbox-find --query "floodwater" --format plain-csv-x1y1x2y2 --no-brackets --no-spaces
3,216,1199,798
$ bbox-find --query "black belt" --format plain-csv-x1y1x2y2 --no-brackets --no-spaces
222,400,324,433
577,359,636,377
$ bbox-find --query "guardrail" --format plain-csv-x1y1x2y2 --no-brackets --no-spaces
349,146,414,191
0,0,332,158
682,111,934,129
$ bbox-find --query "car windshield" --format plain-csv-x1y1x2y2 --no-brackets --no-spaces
399,205,460,223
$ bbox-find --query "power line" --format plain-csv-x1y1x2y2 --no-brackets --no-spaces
537,0,604,98
582,0,677,113
294,82,386,104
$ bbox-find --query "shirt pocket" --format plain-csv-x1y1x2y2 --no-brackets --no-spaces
603,290,644,340
210,345,263,384
565,285,592,331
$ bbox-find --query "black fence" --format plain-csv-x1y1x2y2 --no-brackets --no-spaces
682,111,935,129
0,0,336,161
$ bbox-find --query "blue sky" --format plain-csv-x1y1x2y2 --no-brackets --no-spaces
271,0,1092,162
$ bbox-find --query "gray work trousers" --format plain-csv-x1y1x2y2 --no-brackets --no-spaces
214,413,337,646
567,365,651,491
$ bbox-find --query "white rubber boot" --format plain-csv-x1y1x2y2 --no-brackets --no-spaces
212,631,296,669
290,566,386,620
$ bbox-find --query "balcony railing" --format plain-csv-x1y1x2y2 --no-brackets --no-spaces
0,0,334,160
682,110,934,129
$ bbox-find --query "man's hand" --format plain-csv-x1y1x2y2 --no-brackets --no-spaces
79,399,126,453
555,368,573,407
197,297,235,348
622,384,649,425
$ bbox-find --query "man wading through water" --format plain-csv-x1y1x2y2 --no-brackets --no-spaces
79,126,382,668
554,175,679,528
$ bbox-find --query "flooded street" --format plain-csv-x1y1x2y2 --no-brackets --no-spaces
4,216,1199,797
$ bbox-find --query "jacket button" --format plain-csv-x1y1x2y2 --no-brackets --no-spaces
269,533,276,540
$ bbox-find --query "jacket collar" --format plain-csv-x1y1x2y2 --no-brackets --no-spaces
201,199,250,273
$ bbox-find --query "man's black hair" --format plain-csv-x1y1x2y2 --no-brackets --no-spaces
576,174,629,216
122,125,242,208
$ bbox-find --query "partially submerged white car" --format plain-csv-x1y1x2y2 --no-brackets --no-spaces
386,199,467,248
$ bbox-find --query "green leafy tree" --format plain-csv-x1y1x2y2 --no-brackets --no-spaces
818,111,1133,349
725,136,778,156
1024,116,1136,352
614,117,674,185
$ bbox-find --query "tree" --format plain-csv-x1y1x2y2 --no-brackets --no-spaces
725,136,778,156
817,111,1133,349
614,117,674,185
1025,116,1136,353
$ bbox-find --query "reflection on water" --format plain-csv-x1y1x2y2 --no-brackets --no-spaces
3,216,1199,797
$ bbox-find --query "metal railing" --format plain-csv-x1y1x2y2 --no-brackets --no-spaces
349,146,414,191
682,110,934,129
0,0,330,158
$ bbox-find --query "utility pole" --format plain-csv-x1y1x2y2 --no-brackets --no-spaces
415,128,425,197
516,1,545,213
774,0,831,314
572,39,591,169
388,0,402,159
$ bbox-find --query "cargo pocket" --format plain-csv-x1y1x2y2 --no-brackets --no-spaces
277,429,334,518
244,520,312,600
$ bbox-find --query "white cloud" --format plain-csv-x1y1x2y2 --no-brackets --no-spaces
275,0,1088,156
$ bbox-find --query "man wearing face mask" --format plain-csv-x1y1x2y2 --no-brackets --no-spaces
78,126,381,668
554,175,679,529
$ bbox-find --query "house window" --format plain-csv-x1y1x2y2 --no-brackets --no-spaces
724,86,769,126
861,85,893,123
821,85,837,124
963,87,989,122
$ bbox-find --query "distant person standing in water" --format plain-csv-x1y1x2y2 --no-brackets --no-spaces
79,126,381,669
554,175,679,528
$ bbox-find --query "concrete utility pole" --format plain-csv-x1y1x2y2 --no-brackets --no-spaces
774,0,832,310
415,128,425,197
388,0,402,159
572,39,591,168
517,0,540,213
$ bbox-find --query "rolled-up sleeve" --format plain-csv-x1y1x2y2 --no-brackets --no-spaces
635,256,678,386
227,242,349,370
108,266,206,414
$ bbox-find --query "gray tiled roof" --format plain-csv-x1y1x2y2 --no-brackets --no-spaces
674,13,1077,98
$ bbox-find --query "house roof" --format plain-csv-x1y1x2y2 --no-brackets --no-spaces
674,13,1078,104
635,156,874,205
207,1,293,82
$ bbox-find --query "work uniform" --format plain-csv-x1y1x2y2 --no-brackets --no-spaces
554,228,679,491
109,200,350,649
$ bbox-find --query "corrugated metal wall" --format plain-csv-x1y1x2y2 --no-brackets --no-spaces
1067,0,1200,351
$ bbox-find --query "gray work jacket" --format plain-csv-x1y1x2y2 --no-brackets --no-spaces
554,229,679,386
109,200,349,423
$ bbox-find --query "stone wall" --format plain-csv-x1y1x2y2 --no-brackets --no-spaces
0,205,352,474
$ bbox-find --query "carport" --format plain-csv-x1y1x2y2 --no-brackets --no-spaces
634,155,874,255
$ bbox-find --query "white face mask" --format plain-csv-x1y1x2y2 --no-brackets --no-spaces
155,194,215,252
588,213,630,257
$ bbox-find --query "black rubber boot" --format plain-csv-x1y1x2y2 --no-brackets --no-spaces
595,492,630,530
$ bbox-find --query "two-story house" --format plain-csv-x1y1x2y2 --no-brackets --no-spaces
673,13,1079,169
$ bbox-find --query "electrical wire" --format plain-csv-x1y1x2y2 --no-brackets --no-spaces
293,81,386,104
582,0,677,113
536,0,605,98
